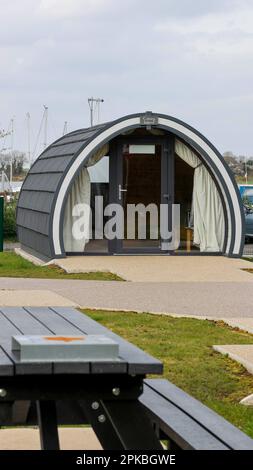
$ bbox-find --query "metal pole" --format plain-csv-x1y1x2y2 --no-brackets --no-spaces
88,97,94,126
91,105,94,126
26,112,31,168
62,121,68,136
43,105,48,149
0,197,4,252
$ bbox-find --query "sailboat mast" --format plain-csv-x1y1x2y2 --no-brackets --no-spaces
26,112,31,168
10,117,14,186
63,121,68,136
43,105,48,149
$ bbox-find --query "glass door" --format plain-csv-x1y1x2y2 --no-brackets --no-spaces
111,136,174,253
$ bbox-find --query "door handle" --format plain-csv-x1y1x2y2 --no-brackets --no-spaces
118,184,127,201
163,194,171,201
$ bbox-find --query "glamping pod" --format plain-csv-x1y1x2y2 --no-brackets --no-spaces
17,112,244,261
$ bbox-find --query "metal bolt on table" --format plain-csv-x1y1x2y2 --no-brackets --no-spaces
98,414,106,423
91,401,100,410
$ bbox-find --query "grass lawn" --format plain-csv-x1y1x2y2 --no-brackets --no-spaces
0,252,123,281
244,268,253,275
83,309,253,438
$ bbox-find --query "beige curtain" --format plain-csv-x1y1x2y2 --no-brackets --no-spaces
63,144,109,252
175,139,225,252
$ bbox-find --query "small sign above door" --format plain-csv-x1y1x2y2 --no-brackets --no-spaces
140,113,159,126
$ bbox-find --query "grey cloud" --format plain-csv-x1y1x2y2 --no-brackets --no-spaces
0,0,253,156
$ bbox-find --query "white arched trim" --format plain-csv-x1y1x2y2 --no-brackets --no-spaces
52,115,243,256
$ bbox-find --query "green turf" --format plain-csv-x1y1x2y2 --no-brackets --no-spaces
82,309,253,438
0,252,123,281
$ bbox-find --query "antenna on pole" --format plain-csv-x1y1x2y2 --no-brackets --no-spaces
63,121,68,136
43,105,48,149
26,112,31,168
88,97,104,127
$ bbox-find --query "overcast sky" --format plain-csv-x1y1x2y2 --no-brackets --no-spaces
1,0,253,158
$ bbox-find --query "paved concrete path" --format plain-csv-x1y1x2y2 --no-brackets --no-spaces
1,277,253,317
0,428,101,450
213,345,253,375
0,289,77,307
56,255,253,282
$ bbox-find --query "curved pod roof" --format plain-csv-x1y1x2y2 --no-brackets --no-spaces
17,112,245,260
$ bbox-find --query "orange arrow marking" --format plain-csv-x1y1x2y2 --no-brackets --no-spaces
44,336,85,343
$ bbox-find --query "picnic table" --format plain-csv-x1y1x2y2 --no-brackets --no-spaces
0,306,163,450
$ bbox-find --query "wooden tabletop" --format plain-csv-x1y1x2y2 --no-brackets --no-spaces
0,307,163,377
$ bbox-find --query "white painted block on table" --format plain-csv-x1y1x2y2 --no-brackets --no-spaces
12,335,119,362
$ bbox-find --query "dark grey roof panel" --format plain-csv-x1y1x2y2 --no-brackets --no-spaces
57,141,88,153
41,141,87,158
17,208,50,235
29,155,74,174
22,173,62,191
51,129,105,146
18,191,55,213
17,227,51,258
65,122,108,136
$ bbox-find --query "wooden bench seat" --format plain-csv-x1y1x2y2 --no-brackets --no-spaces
139,379,253,450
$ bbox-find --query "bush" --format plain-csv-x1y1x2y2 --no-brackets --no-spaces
3,199,17,239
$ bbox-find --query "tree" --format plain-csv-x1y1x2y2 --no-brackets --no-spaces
0,150,27,179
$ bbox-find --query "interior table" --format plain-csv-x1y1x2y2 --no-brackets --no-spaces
0,306,163,450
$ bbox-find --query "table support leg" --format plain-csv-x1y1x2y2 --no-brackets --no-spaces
79,400,124,450
102,400,163,450
36,400,60,450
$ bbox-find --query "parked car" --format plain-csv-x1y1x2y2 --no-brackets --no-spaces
239,185,253,242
